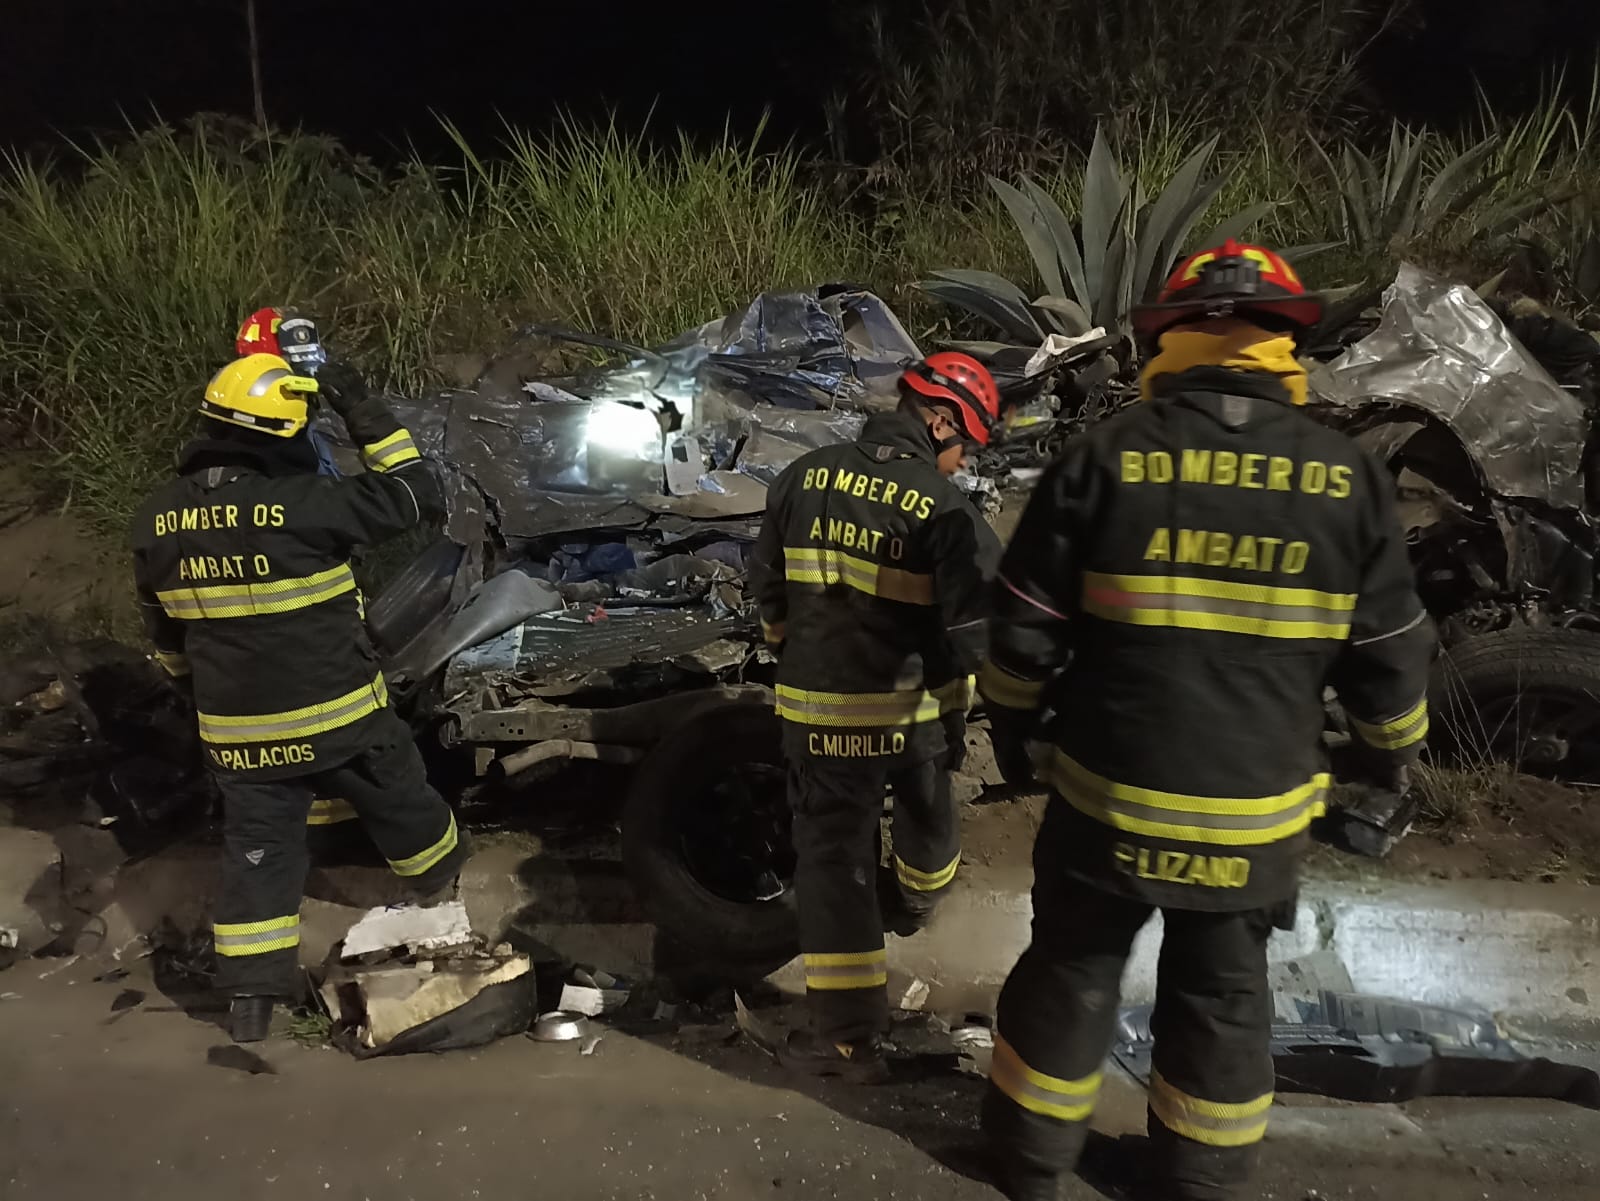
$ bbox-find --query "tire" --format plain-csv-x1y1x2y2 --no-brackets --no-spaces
622,703,800,968
1430,628,1600,782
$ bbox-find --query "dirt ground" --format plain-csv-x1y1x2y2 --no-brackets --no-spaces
0,459,131,650
3,955,1599,1201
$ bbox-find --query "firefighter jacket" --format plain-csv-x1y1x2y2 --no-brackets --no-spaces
130,401,439,782
980,367,1435,910
750,411,991,763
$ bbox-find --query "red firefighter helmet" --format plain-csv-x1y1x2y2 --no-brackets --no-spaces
901,352,1003,446
235,307,285,358
1131,240,1324,339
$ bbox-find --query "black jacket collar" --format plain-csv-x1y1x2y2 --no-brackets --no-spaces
856,410,938,467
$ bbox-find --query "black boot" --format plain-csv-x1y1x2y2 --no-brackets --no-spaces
228,995,274,1044
777,1030,890,1084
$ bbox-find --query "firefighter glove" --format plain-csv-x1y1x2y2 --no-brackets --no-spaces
316,360,369,420
987,709,1037,788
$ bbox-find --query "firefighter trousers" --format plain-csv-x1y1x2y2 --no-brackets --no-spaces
787,728,962,1043
212,708,469,998
983,843,1281,1199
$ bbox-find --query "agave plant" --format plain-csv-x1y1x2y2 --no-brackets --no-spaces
919,125,1289,344
1306,122,1540,255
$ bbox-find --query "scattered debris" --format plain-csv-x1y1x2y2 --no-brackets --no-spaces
897,978,931,1012
340,900,474,959
0,926,17,972
530,1010,592,1043
579,1032,603,1056
558,966,631,1017
324,952,537,1055
109,988,145,1013
205,1045,277,1075
1114,955,1600,1109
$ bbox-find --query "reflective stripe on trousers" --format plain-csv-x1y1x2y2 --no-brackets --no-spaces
894,853,959,893
776,678,971,728
783,546,934,605
1349,697,1429,751
214,914,300,957
1047,752,1327,847
197,674,388,745
989,1034,1102,1122
307,797,359,826
1081,571,1356,640
157,564,357,620
1149,1070,1272,1147
387,812,459,878
803,949,888,991
977,659,1044,709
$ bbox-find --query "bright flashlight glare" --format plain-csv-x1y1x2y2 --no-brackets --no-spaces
585,401,663,460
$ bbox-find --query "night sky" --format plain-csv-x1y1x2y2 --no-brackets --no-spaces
4,0,1599,161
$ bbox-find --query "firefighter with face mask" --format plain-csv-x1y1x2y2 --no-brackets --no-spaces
130,349,471,1044
978,242,1435,1200
750,353,1002,1082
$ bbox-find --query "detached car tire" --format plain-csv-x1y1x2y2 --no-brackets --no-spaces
1430,628,1600,781
622,702,800,967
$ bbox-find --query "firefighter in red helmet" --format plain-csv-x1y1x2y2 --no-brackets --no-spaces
978,241,1433,1199
750,351,1003,1081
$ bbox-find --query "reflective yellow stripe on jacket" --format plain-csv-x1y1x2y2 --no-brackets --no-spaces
776,678,970,728
197,673,388,746
157,564,357,620
1047,751,1328,847
361,429,422,473
1149,1071,1272,1147
784,546,934,605
1081,571,1356,640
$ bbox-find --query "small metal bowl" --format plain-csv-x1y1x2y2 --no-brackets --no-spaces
530,1010,592,1042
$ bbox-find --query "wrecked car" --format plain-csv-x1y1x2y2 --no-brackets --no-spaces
1311,266,1600,786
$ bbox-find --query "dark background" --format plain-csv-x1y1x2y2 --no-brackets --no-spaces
4,0,1599,160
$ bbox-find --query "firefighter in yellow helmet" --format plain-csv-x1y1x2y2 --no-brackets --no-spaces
131,350,470,1043
978,242,1434,1200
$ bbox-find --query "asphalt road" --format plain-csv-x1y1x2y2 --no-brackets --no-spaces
4,957,1599,1201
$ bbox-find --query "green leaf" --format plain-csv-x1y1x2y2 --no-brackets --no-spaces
1019,175,1090,312
1198,201,1277,254
1420,137,1497,220
1389,135,1429,241
988,177,1068,303
1081,125,1127,311
1278,240,1343,263
1031,295,1093,335
1342,144,1376,247
918,279,1044,345
928,267,1034,308
1157,176,1227,283
1096,224,1134,330
1131,135,1218,310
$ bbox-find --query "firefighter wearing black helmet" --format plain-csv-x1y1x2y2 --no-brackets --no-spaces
130,349,471,1044
750,352,1003,1082
978,242,1435,1201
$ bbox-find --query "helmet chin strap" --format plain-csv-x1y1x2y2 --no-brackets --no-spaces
910,399,964,454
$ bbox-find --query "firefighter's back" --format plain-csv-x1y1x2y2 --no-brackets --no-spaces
1039,386,1407,907
133,468,389,778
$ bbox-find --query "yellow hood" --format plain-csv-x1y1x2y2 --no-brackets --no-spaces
1138,323,1308,406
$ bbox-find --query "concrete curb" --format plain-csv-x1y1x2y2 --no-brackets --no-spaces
4,825,1597,1033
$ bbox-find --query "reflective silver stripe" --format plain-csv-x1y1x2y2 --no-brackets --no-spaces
1149,1071,1272,1147
197,675,387,745
989,1035,1101,1122
157,565,357,620
1047,753,1329,847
